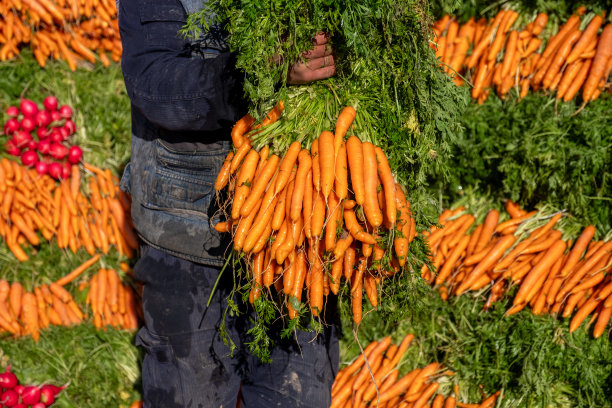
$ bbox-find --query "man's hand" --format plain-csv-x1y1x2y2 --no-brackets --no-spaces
287,32,336,85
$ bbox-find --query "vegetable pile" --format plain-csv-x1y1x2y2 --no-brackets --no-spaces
216,106,418,325
332,335,501,408
433,6,611,104
3,96,82,179
0,365,66,407
0,158,137,261
0,0,120,68
423,201,612,339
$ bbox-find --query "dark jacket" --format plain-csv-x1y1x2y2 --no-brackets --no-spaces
118,0,245,266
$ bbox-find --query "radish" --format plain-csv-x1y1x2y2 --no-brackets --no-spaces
20,117,36,133
43,95,58,112
5,140,21,156
13,404,26,408
31,404,46,408
48,162,63,179
49,110,61,122
20,99,38,118
1,389,19,406
37,139,51,155
13,130,33,148
61,162,71,179
36,126,50,139
58,105,72,119
27,139,38,150
35,110,52,128
59,126,69,141
13,384,25,395
20,386,41,405
49,143,68,160
35,161,49,175
67,145,83,164
49,129,63,144
0,367,18,389
21,150,39,167
4,118,20,134
6,106,19,117
63,119,76,135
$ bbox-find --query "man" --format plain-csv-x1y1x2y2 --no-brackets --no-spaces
118,0,338,406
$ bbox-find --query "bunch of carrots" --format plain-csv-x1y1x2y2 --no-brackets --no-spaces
330,335,501,408
78,266,140,330
0,158,138,261
423,202,612,338
0,255,139,340
433,6,612,104
214,104,417,324
0,0,121,68
0,279,85,341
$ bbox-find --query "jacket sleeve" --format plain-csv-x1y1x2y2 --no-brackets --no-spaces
118,0,244,133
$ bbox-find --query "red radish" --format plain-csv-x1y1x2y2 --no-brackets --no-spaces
1,389,19,406
49,143,68,160
67,145,83,164
59,126,69,141
13,384,25,395
35,110,52,128
5,140,21,156
31,404,46,408
27,140,38,150
21,386,41,405
39,387,55,404
49,129,63,143
58,105,72,119
20,99,38,117
13,130,33,148
6,106,19,117
13,404,26,408
37,139,51,154
0,367,18,389
43,95,58,111
48,162,63,179
64,119,76,135
4,118,20,134
41,383,67,395
20,117,36,132
35,161,49,175
49,110,61,122
36,126,50,139
61,163,71,179
21,150,39,167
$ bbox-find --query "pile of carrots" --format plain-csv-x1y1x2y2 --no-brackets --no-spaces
0,158,138,261
215,104,417,323
0,0,121,68
0,279,85,341
0,255,140,340
433,6,612,104
331,335,501,408
423,202,612,338
79,266,140,330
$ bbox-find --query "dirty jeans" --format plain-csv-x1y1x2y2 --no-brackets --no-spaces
135,244,339,408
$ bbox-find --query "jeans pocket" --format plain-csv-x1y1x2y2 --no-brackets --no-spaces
136,327,185,407
143,139,226,216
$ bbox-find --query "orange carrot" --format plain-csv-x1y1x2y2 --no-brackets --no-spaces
567,15,604,65
334,106,356,157
583,24,612,101
214,152,234,191
318,131,335,199
274,141,301,194
231,113,255,148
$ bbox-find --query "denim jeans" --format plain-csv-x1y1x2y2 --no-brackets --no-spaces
135,244,339,408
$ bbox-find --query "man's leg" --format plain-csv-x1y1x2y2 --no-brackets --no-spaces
135,244,244,408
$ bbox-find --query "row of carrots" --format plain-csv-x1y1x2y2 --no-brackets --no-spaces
433,6,612,104
0,256,140,340
423,202,612,338
215,105,417,323
331,335,501,408
0,158,138,262
0,0,121,68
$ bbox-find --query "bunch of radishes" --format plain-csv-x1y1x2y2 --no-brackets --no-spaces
0,366,66,407
2,96,83,180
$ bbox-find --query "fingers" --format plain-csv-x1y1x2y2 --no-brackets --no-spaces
287,55,336,85
302,43,333,59
312,32,329,45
